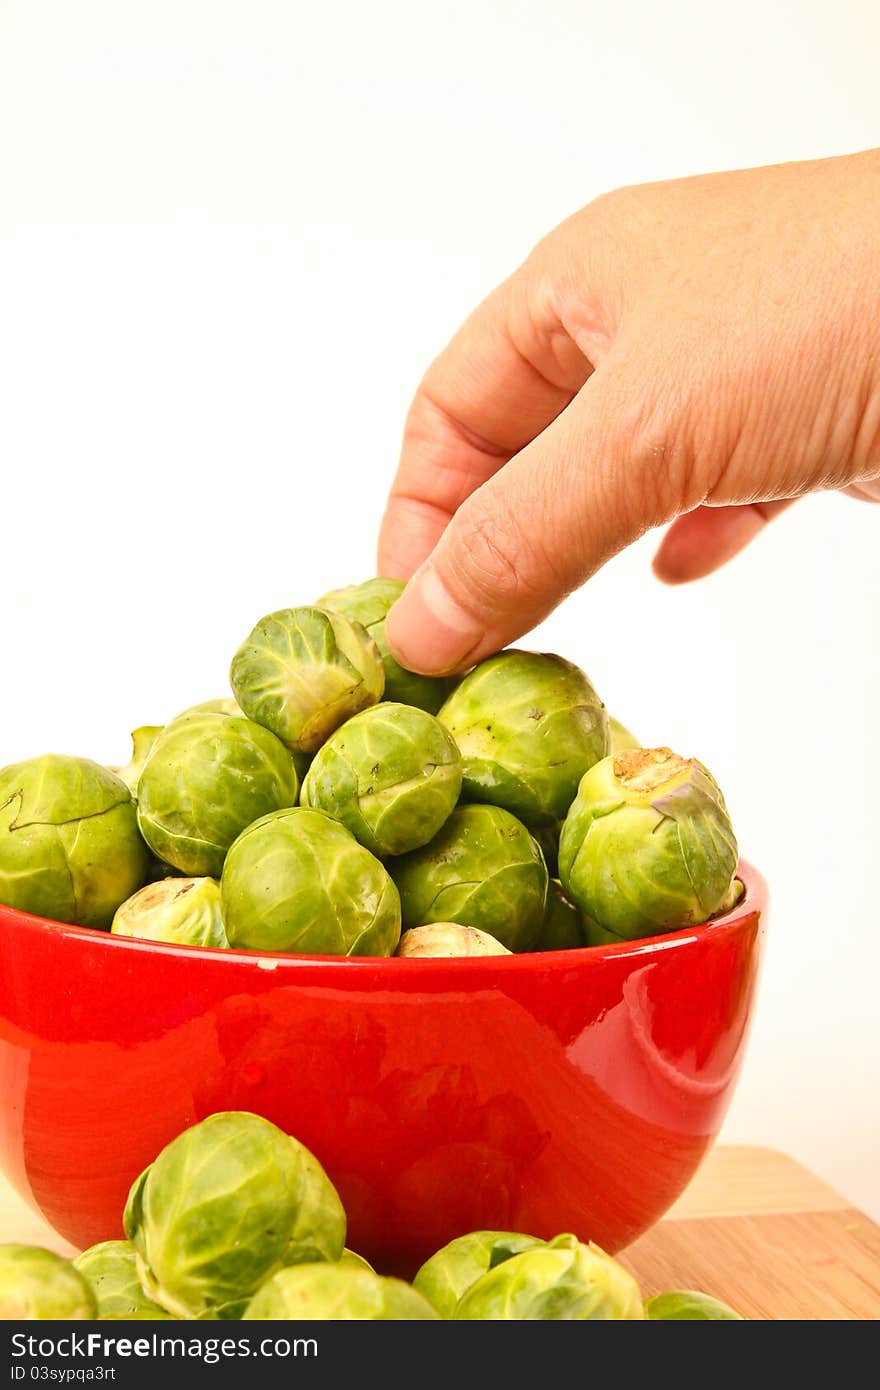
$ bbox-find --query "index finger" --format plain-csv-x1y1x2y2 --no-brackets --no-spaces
378,268,592,580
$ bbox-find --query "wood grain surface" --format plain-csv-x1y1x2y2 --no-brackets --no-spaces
0,1145,877,1319
621,1146,880,1320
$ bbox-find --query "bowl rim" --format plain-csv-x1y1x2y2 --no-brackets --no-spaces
0,859,767,978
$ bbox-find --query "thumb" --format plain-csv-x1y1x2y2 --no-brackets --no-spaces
384,366,679,674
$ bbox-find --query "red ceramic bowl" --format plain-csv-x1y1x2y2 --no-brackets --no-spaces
0,862,766,1277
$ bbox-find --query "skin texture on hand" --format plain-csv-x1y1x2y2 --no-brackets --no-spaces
379,150,880,675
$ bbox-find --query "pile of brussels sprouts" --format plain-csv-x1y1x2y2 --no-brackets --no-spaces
0,579,741,955
0,1112,741,1321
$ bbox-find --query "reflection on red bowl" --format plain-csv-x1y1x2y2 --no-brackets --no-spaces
0,862,766,1277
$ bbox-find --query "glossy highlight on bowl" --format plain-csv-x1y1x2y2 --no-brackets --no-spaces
0,862,767,1277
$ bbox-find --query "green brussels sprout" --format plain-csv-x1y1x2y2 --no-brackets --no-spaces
124,1111,346,1320
0,1245,96,1320
101,1311,180,1320
559,748,738,941
438,651,609,829
414,1231,545,1318
285,1144,348,1266
74,1241,174,1319
99,1312,177,1323
301,703,462,857
0,755,149,929
338,1249,375,1273
221,808,401,955
137,713,299,877
390,804,548,952
581,912,626,947
535,880,587,952
455,1234,643,1320
242,1264,439,1320
168,699,242,723
644,1290,743,1319
111,877,228,948
318,578,452,714
171,699,311,788
230,607,384,754
396,923,511,957
720,877,746,914
608,716,640,753
112,726,164,799
168,706,319,783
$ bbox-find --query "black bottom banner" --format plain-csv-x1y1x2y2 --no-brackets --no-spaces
2,1322,574,1386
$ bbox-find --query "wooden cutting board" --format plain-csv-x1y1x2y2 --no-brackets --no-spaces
0,1146,877,1319
621,1146,880,1320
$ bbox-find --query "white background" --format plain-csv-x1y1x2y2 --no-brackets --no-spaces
1,2,877,1217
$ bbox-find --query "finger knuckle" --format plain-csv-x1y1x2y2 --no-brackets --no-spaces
605,347,745,517
445,492,546,613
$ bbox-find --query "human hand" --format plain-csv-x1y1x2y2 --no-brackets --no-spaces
379,150,880,674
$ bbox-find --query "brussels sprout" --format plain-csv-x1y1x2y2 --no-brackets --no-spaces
124,1111,346,1320
0,756,149,928
74,1241,174,1319
221,808,401,955
230,607,384,754
0,1245,96,1320
168,699,242,723
170,698,311,788
414,1231,545,1318
396,923,511,958
285,1144,348,1266
535,880,586,952
609,716,640,753
455,1234,643,1320
318,578,452,714
559,748,738,941
242,1264,438,1320
338,1249,375,1273
644,1290,743,1320
113,726,164,799
720,877,746,914
390,804,548,952
111,877,228,948
137,713,299,877
438,651,609,829
301,703,462,857
581,912,626,947
101,1311,180,1320
101,1312,178,1321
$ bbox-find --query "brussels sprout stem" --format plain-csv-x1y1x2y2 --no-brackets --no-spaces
613,747,688,793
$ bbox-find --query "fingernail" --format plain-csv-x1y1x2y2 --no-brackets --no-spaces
385,567,485,675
